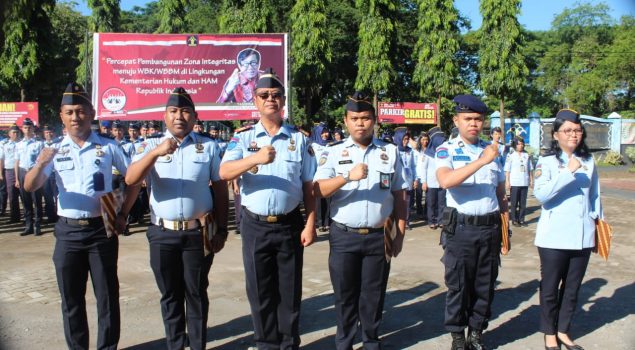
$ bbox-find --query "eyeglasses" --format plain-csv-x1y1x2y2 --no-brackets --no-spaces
239,60,259,68
257,92,283,100
559,128,583,136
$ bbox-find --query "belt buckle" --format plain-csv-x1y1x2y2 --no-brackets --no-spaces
78,219,90,226
171,221,179,230
358,228,369,235
266,216,278,223
183,221,189,230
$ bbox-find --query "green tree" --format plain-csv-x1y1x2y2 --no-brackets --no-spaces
0,0,55,101
156,0,188,33
76,0,121,89
290,0,332,122
412,0,461,127
479,0,528,135
355,0,397,106
599,16,635,112
218,0,274,33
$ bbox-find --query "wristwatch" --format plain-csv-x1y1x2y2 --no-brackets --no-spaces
342,171,351,182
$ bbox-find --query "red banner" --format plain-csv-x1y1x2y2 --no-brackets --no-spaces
0,102,38,129
93,33,288,121
378,102,437,125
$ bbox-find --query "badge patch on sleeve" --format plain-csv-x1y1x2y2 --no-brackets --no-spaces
534,169,542,178
227,137,239,151
436,147,449,159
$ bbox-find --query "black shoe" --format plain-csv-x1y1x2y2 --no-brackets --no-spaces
34,226,42,236
466,329,487,350
544,335,560,350
520,221,528,227
557,335,584,350
450,331,466,350
20,227,33,236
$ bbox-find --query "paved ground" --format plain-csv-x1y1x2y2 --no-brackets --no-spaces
0,170,633,349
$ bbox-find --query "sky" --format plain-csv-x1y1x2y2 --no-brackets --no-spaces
73,0,635,32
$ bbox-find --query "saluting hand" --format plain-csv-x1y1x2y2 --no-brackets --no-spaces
255,145,276,165
567,154,581,173
153,138,178,157
481,141,500,164
349,163,368,181
36,147,58,167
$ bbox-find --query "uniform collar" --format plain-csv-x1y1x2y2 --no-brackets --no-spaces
254,121,291,138
343,136,383,149
59,131,103,149
164,129,197,146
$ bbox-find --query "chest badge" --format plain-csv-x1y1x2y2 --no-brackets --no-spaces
195,142,204,153
288,138,296,151
248,141,260,152
250,165,258,174
95,144,104,157
380,152,389,164
341,149,349,157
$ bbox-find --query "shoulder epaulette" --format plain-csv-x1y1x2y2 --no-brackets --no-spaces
234,125,253,134
327,140,344,147
145,132,164,139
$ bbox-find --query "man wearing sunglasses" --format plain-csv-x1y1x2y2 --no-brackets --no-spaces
220,68,316,350
217,48,262,103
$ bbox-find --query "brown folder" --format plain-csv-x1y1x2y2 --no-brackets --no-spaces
100,188,123,238
500,213,511,255
384,214,397,262
594,218,613,261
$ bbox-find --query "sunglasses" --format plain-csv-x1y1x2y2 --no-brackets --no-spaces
257,92,284,100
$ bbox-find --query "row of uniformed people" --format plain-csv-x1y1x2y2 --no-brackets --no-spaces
21,79,599,350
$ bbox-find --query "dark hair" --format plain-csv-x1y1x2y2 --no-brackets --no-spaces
490,127,502,140
416,132,429,152
511,136,525,152
548,118,591,162
237,48,261,64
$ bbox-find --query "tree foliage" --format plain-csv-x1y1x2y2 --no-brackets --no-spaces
355,0,397,95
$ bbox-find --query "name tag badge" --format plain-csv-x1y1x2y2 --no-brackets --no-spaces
56,157,72,162
453,155,471,162
338,159,353,165
379,172,391,189
93,172,105,191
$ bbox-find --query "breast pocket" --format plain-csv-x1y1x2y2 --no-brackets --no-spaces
476,162,498,184
283,151,302,178
55,159,76,190
187,153,211,181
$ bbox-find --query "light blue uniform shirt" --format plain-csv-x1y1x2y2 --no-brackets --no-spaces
0,139,18,169
42,132,129,218
435,137,505,216
132,131,221,221
533,154,602,250
221,121,316,216
313,137,408,228
122,138,143,159
504,151,532,187
399,147,416,186
15,137,44,170
418,152,440,188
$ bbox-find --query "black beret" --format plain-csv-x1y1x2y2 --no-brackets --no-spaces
346,91,375,113
128,122,140,130
166,87,195,110
556,109,580,123
209,125,219,131
147,121,158,129
9,124,20,132
255,68,285,92
61,82,92,106
195,119,204,126
22,118,34,126
42,125,53,131
453,94,488,114
141,122,149,128
111,120,124,129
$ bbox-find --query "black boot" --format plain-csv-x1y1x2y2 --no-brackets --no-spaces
34,225,42,236
451,331,467,350
466,328,487,350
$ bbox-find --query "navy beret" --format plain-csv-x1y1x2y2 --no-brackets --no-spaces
9,124,19,131
195,119,204,126
42,124,53,131
101,121,112,128
556,109,580,123
61,82,92,107
147,121,158,129
22,118,34,126
209,125,219,131
453,94,488,114
255,68,285,92
112,120,124,129
346,91,375,113
141,122,149,128
128,122,140,130
166,87,195,110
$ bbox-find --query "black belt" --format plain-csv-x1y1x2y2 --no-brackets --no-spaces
333,221,384,235
242,206,299,223
456,211,500,226
59,216,104,227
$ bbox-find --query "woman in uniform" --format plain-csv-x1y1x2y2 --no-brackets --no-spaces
533,109,602,350
505,136,533,226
